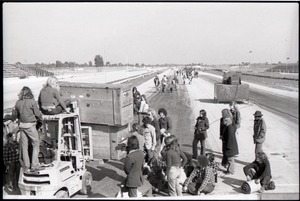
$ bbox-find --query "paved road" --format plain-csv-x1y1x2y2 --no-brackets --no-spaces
3,69,299,199
199,73,299,123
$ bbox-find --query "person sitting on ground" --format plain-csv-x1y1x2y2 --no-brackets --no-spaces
243,151,275,192
38,76,71,115
205,153,220,183
182,155,215,195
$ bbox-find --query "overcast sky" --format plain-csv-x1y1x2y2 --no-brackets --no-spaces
3,2,299,65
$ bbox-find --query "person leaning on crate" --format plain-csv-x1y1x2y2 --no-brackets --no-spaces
38,76,72,115
132,87,141,116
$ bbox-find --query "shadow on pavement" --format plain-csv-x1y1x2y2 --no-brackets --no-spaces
105,159,125,172
86,165,125,182
194,99,216,104
220,176,244,193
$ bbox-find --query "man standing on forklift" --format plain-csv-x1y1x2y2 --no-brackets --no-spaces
12,86,44,173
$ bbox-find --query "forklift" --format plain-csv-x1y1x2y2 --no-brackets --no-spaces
18,105,93,198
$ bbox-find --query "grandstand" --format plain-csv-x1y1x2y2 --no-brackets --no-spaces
3,63,54,78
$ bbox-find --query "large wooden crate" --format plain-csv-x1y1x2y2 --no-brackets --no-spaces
81,123,131,160
214,83,249,103
59,82,133,126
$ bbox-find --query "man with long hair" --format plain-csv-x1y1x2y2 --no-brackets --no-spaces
123,135,145,197
243,152,274,192
12,86,43,173
38,76,71,115
161,135,187,196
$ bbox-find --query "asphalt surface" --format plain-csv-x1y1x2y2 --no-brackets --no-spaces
199,73,299,124
3,69,299,199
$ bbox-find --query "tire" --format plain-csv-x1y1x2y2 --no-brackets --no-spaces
80,171,92,195
55,190,69,198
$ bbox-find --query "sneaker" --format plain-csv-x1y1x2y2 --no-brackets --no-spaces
23,168,30,173
7,186,13,192
258,187,265,193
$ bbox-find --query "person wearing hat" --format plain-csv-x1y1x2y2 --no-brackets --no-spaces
182,155,215,195
253,111,266,154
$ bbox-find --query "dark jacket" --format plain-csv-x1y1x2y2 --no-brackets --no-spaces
158,116,172,134
223,124,239,157
12,99,43,123
230,109,241,129
38,86,67,110
124,149,145,188
151,118,161,142
194,117,209,140
253,118,266,144
244,159,272,181
161,148,187,176
220,117,226,139
133,90,141,105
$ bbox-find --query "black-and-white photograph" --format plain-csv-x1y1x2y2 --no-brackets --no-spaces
3,2,298,199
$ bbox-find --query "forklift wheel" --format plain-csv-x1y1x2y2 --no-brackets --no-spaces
80,171,92,195
55,190,69,198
